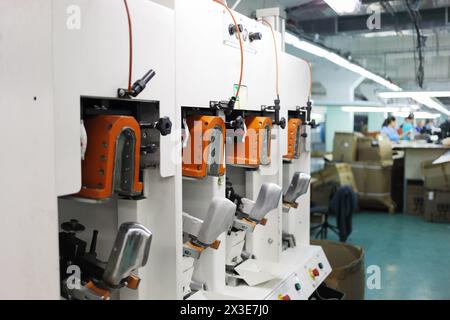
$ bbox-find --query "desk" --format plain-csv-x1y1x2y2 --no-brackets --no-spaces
393,143,449,214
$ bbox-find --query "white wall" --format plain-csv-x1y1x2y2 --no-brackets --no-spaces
325,108,354,152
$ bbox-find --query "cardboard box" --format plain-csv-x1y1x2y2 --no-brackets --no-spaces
311,240,365,300
357,136,393,163
312,163,358,191
351,162,392,195
351,162,395,212
406,180,424,216
423,161,450,191
423,190,450,223
333,132,361,163
311,163,358,206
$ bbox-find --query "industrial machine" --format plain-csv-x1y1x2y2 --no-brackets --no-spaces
2,0,332,300
59,219,152,300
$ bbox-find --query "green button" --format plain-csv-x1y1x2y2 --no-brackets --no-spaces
318,263,324,269
295,283,301,291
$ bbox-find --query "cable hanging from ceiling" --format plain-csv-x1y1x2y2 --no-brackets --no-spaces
405,0,425,88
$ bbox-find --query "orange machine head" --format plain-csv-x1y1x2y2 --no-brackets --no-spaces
77,115,143,200
227,116,272,168
284,118,302,160
182,115,226,178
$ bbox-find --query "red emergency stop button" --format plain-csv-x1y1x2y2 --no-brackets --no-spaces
312,268,320,277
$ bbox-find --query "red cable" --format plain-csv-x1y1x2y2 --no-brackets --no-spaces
213,0,244,99
124,0,133,92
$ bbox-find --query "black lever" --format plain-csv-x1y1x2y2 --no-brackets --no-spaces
118,69,156,98
261,99,286,129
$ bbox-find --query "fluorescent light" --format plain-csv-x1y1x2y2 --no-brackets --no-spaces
341,106,410,113
378,91,450,116
285,33,402,92
413,96,450,116
285,32,450,115
392,112,441,119
324,0,361,15
378,91,450,99
362,31,399,38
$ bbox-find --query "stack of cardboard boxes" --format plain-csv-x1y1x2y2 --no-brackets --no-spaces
421,152,450,223
317,132,395,212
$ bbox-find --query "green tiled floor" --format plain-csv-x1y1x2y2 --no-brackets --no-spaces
313,212,450,300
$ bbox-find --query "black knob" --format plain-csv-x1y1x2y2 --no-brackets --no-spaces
155,117,172,136
229,24,244,36
61,219,85,233
279,117,287,129
249,32,262,42
301,133,308,138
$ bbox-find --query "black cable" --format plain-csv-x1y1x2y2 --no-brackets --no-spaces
405,0,425,88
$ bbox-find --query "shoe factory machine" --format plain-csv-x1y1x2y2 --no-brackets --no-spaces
176,0,331,300
1,0,330,300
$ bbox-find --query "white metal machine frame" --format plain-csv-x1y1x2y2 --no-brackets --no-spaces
0,0,330,300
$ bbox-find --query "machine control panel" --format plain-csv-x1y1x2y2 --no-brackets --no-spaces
267,248,331,300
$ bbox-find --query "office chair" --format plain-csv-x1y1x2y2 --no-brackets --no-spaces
310,185,356,242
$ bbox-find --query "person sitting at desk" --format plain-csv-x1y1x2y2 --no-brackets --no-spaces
381,116,400,142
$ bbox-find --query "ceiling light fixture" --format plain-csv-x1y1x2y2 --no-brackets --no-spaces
341,106,411,113
285,33,402,92
378,91,450,99
392,112,441,119
323,0,361,15
285,32,450,115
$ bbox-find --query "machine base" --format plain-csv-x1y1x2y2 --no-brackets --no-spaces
188,245,331,300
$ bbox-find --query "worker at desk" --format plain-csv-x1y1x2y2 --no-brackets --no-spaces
400,113,415,141
381,116,401,142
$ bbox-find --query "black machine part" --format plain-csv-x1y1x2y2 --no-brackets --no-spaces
141,117,172,136
261,99,286,129
210,97,237,115
249,32,262,42
296,100,316,128
118,69,156,98
227,115,245,131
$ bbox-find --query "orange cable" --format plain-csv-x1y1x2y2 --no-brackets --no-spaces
260,19,280,100
124,0,133,92
306,61,312,100
213,0,244,99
